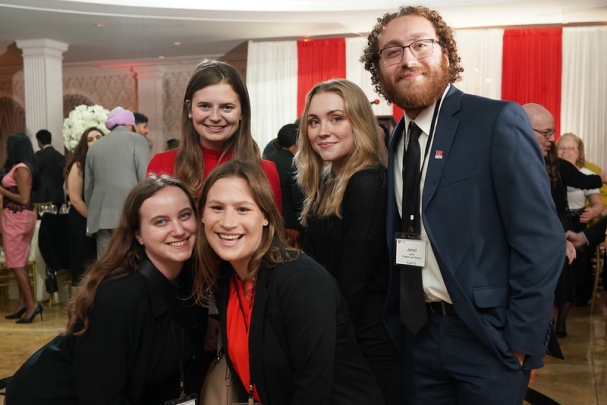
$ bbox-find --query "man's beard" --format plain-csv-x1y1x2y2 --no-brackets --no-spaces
380,58,450,111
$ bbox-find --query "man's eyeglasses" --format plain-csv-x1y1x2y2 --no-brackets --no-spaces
379,39,440,66
533,128,556,139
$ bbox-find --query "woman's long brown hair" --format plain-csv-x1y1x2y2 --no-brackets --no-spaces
65,175,196,335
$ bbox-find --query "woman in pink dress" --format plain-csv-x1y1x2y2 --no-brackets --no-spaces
0,133,42,323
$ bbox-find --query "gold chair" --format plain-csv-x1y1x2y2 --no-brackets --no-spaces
590,242,604,313
0,258,36,304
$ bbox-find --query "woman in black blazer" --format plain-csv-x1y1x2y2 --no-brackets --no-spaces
195,160,384,405
6,175,207,405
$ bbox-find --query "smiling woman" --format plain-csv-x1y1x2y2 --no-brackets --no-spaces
5,175,208,405
295,78,400,403
146,59,282,211
193,159,385,404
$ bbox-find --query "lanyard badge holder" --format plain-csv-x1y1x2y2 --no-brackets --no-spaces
395,101,440,269
165,319,198,405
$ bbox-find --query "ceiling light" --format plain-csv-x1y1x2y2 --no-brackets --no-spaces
173,41,181,46
158,55,165,59
96,23,105,27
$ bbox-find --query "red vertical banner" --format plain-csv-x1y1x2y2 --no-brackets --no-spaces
393,105,404,123
297,38,346,117
502,28,562,134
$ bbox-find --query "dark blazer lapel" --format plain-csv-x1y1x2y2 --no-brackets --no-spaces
422,86,462,211
216,263,231,367
386,117,406,243
249,267,270,401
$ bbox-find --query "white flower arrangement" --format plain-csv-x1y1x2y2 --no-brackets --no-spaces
62,104,110,152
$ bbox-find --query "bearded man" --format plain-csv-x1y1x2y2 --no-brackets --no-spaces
361,6,564,404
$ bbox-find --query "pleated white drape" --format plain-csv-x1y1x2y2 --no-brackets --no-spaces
247,29,607,169
454,29,504,100
345,37,393,116
246,40,298,151
561,26,607,169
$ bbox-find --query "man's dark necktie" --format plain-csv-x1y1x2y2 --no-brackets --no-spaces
399,122,427,334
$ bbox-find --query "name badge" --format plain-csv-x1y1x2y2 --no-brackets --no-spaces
165,393,197,405
395,233,426,267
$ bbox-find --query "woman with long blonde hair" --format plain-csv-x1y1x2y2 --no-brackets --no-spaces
296,78,400,403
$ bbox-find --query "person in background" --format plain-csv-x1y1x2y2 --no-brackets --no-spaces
33,129,66,207
5,175,207,404
133,112,149,137
557,133,603,225
0,133,41,323
146,59,281,211
262,137,280,158
296,78,400,403
134,112,153,151
65,127,103,285
194,160,384,404
524,104,605,338
85,106,150,258
360,6,564,403
165,138,180,151
557,132,603,309
262,117,301,158
265,123,305,248
585,161,607,215
567,215,607,248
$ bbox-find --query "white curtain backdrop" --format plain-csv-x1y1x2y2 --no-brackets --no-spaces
561,26,607,170
454,29,503,100
247,40,298,152
345,37,393,116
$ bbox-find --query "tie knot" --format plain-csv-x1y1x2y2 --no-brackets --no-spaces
408,122,422,142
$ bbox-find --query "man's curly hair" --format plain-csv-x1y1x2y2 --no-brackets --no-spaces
360,5,463,102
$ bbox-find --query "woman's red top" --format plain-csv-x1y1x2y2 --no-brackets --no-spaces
226,275,261,402
146,145,282,212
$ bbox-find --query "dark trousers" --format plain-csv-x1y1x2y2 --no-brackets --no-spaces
402,312,530,405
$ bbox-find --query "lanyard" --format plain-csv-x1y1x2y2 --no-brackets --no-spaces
232,273,253,332
169,318,186,399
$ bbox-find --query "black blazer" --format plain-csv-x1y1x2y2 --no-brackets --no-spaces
6,258,208,405
34,146,66,205
216,255,384,405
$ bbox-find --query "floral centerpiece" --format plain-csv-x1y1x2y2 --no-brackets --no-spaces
63,104,110,152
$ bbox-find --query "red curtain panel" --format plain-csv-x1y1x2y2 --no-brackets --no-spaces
502,28,562,135
297,38,346,117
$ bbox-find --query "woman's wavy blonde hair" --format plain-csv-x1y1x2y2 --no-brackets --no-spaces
295,79,387,226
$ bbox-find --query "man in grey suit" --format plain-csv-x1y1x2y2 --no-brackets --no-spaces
84,107,150,258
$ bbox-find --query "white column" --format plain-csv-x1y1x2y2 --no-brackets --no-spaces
133,66,164,156
15,39,69,154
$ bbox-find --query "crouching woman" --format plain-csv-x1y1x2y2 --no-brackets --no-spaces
6,175,207,404
195,160,384,405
